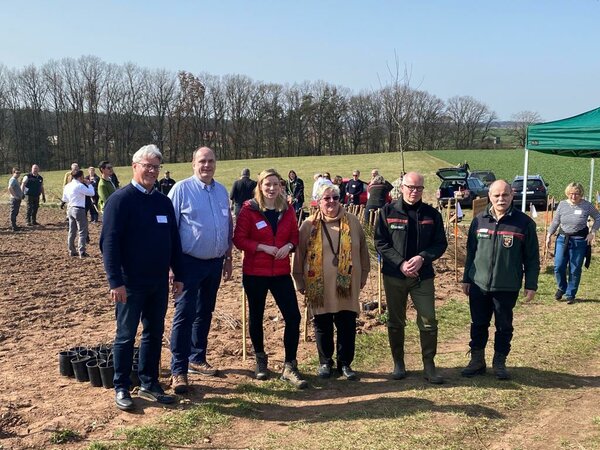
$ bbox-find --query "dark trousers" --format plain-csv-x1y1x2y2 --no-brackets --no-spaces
313,310,357,367
170,254,223,375
10,198,21,228
554,235,587,298
468,283,518,356
26,195,40,224
86,200,99,222
243,274,301,362
113,281,169,391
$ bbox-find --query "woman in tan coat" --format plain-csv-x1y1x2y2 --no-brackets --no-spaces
293,184,370,380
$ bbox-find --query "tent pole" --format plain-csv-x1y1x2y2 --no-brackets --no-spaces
522,147,529,212
589,158,595,202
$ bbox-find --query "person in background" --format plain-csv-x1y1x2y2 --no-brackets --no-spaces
98,161,117,213
168,146,233,394
461,180,539,380
333,176,346,205
100,144,184,411
546,182,600,304
86,166,100,223
370,169,379,182
293,183,370,380
62,169,95,258
374,171,448,384
110,170,120,189
63,162,79,185
21,164,46,226
346,170,365,206
8,168,24,231
159,170,176,196
230,168,257,218
364,175,393,224
233,168,307,389
286,170,305,215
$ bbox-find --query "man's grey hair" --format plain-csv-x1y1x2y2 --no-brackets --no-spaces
133,144,163,163
315,182,339,200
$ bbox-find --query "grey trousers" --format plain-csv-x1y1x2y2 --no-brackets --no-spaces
68,206,88,254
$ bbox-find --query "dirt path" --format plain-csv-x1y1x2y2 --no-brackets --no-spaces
1,205,598,449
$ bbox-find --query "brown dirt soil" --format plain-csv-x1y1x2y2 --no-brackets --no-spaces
0,205,597,449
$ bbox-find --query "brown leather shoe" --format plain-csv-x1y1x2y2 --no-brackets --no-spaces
171,374,189,394
188,361,218,376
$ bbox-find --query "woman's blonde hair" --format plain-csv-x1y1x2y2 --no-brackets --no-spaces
254,168,288,212
565,182,584,197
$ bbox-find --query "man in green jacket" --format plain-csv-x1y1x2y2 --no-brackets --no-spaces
461,180,540,380
97,160,117,213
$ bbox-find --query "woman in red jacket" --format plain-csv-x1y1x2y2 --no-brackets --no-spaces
233,168,307,389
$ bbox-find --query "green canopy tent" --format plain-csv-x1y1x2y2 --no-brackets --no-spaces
523,107,600,211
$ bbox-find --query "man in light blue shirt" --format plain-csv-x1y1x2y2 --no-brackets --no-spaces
168,146,233,394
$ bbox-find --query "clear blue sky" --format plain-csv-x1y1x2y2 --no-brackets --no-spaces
2,0,599,121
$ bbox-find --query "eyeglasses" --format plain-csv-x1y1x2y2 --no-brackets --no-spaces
322,196,340,202
137,162,162,172
403,184,425,192
105,166,113,170
567,192,582,196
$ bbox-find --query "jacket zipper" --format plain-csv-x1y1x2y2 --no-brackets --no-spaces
487,217,499,290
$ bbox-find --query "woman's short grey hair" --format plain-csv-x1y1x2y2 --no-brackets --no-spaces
316,183,340,200
564,182,584,197
132,144,163,163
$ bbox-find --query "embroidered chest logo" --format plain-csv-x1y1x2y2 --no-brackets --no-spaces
502,235,514,248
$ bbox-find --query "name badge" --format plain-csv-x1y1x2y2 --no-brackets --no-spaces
256,220,267,230
390,223,406,230
574,209,582,215
156,215,168,223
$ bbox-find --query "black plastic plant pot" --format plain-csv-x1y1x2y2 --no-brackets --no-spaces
99,360,115,389
68,346,86,354
58,351,77,377
78,349,98,359
130,363,140,387
71,356,92,382
98,349,112,361
87,359,103,387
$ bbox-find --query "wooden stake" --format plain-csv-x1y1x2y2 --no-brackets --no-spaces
454,218,458,282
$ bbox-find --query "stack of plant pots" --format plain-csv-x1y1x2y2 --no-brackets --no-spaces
58,344,118,389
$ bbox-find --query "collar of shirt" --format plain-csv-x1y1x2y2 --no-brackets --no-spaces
131,179,153,194
196,177,214,191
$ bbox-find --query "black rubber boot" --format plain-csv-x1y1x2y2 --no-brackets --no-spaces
461,348,486,377
420,330,443,384
388,326,406,379
255,352,269,380
492,352,510,380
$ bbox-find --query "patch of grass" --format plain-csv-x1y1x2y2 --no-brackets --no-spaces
50,428,81,445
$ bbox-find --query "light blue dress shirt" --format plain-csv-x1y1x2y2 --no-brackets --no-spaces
168,175,232,259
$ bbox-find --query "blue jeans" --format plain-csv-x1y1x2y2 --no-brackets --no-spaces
468,284,518,355
554,235,587,298
170,254,223,375
113,281,169,391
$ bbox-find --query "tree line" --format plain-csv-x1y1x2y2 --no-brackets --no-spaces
0,55,502,172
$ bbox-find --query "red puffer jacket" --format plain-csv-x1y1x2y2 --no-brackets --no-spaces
233,200,299,276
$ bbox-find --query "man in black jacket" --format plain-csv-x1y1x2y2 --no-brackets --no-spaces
461,180,539,380
374,171,448,384
230,168,257,218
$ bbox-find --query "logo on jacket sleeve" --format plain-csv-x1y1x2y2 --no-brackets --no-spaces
502,235,514,248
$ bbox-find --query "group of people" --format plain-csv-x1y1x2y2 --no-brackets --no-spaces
8,147,598,413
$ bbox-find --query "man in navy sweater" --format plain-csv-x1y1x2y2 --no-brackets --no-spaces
100,144,184,411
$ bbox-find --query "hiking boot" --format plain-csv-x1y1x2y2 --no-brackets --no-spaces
391,360,406,380
189,361,218,377
492,352,510,380
281,360,308,389
317,363,332,379
171,374,189,394
255,352,269,380
461,348,486,377
566,296,576,305
554,289,564,301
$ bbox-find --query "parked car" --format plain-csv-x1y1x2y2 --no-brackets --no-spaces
435,167,489,208
469,170,496,187
511,175,549,209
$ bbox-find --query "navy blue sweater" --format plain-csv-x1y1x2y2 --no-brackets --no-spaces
100,184,183,289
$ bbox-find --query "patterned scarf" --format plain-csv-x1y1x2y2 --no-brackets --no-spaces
305,208,353,307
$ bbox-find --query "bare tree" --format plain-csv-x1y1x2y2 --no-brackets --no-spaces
446,95,497,149
510,110,542,147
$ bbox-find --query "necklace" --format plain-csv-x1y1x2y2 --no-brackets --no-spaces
321,220,340,266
